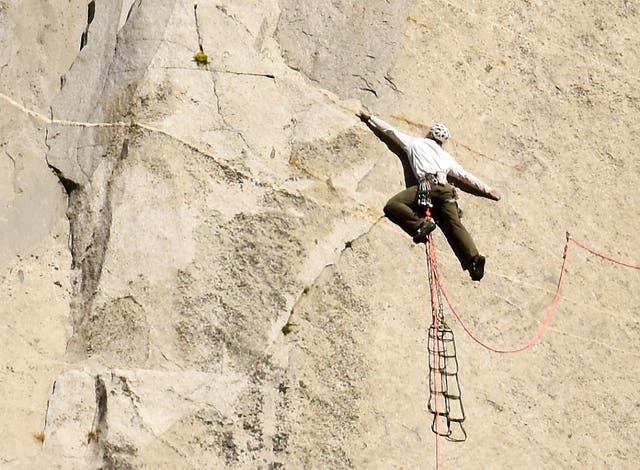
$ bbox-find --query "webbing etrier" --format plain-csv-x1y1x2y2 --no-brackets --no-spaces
424,208,467,443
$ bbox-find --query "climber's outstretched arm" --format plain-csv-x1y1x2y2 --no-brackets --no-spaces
358,110,413,154
448,163,502,201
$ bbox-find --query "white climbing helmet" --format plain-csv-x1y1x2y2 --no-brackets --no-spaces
430,123,450,143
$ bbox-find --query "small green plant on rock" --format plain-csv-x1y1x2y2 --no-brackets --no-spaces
193,50,210,66
87,430,101,443
282,322,296,335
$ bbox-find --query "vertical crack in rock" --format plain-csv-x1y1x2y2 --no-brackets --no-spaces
89,375,109,465
80,1,97,50
39,381,57,446
205,72,251,152
209,77,250,148
193,4,204,52
65,138,130,357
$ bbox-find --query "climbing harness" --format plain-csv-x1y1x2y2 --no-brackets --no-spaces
416,177,432,209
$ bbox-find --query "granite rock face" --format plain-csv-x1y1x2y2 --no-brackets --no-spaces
1,0,639,468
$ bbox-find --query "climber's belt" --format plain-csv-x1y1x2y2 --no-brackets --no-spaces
424,173,439,186
424,172,448,185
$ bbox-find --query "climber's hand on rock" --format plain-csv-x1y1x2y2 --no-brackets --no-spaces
488,189,502,201
357,109,371,122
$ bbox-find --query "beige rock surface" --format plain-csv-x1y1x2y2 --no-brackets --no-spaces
1,0,639,468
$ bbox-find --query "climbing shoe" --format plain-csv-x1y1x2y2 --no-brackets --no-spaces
412,218,436,244
468,255,486,281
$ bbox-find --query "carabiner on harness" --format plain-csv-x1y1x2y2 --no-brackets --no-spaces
417,178,432,209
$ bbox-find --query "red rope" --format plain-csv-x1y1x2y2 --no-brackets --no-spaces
439,234,639,354
427,232,444,470
569,236,640,269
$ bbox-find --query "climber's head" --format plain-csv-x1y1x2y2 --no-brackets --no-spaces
429,123,450,144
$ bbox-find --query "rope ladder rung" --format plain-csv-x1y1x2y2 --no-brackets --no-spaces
426,233,467,444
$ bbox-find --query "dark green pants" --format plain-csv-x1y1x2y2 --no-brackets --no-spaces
383,184,479,269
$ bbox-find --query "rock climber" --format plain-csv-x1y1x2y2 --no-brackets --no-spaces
358,109,501,281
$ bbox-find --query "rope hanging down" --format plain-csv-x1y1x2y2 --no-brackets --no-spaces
425,226,467,446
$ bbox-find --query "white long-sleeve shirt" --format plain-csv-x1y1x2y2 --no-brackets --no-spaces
368,115,493,196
